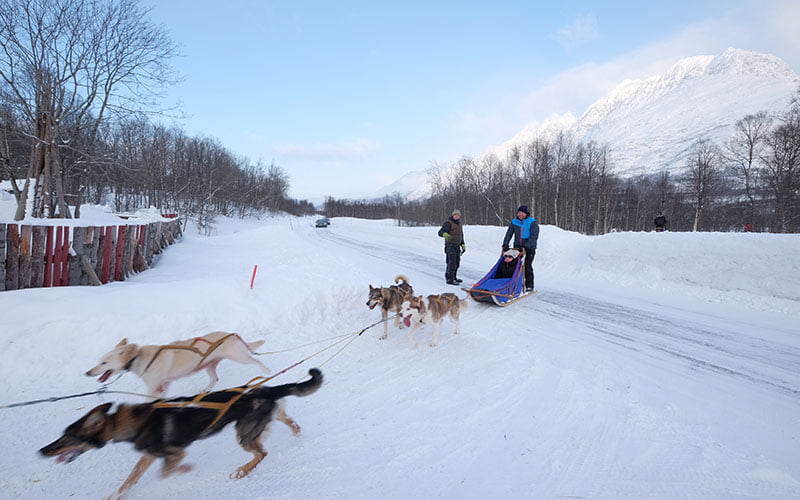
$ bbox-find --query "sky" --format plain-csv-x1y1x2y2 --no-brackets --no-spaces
145,0,800,201
1,196,799,498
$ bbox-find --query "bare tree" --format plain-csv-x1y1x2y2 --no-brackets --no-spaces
0,0,179,220
684,140,724,231
726,112,771,229
761,101,800,232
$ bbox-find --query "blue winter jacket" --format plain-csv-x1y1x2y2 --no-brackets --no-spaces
502,216,539,250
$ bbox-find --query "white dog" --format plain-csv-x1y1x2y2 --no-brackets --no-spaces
399,293,469,348
86,332,270,397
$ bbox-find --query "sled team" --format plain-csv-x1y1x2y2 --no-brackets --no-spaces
40,205,540,498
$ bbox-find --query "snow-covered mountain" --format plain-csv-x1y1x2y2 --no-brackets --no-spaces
497,48,799,177
377,48,799,199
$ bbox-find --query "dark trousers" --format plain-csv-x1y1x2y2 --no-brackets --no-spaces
524,249,536,289
444,244,461,281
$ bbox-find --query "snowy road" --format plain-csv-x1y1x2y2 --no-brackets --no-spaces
319,221,800,399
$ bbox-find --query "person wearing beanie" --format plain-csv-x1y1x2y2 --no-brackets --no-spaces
494,248,520,279
437,209,466,285
501,205,539,292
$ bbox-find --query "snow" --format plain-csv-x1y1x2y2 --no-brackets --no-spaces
1,206,799,499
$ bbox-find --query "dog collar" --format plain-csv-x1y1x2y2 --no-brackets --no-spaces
123,355,137,372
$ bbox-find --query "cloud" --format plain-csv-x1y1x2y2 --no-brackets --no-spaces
520,1,800,126
551,14,600,51
272,138,381,162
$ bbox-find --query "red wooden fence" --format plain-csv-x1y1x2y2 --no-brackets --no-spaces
1,219,182,291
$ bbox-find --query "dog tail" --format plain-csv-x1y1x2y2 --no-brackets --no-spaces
269,368,324,399
394,275,409,285
246,339,265,351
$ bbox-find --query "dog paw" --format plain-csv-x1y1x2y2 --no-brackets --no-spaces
428,342,438,348
161,463,193,478
378,334,387,340
175,463,194,475
230,467,250,480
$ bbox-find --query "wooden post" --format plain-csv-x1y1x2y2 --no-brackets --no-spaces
115,225,126,281
53,225,64,287
0,223,5,291
97,226,108,284
4,224,19,291
44,226,55,287
59,226,70,286
18,226,32,288
31,226,46,288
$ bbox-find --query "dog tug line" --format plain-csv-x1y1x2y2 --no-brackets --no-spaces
0,315,395,413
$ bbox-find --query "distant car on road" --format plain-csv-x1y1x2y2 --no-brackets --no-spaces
315,217,330,228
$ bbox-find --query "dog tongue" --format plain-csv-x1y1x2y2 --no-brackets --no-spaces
56,451,79,464
98,370,112,383
403,316,411,328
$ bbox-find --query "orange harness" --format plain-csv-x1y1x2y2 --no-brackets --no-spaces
142,333,241,373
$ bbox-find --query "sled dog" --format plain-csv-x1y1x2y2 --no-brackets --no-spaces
399,293,469,348
366,275,414,340
86,332,271,398
41,369,323,500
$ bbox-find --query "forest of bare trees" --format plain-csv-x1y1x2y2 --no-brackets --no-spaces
0,0,313,229
2,0,797,236
326,88,800,234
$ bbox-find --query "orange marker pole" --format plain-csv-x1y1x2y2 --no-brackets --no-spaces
250,265,258,289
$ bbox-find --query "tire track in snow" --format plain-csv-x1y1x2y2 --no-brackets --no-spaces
533,291,800,397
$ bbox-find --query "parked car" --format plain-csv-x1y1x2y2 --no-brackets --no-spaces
315,217,330,228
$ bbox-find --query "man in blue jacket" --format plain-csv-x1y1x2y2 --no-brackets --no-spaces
502,205,539,292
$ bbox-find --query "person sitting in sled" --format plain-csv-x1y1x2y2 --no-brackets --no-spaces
501,205,539,292
495,248,520,279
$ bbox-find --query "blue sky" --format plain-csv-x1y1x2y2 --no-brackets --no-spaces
147,1,800,201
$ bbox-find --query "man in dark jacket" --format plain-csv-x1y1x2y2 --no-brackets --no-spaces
654,212,667,232
502,205,539,292
438,209,465,285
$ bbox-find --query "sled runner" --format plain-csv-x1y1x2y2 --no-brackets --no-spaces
463,251,534,306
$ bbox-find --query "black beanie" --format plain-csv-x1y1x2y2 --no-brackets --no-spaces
517,205,529,215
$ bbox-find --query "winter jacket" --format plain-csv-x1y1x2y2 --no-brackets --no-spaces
502,216,539,251
438,217,464,246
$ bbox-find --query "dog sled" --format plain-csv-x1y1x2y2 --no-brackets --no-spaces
463,250,533,306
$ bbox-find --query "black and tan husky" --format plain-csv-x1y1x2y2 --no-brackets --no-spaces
366,275,414,340
40,369,323,499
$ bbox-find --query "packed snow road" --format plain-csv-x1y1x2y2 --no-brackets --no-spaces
318,221,800,399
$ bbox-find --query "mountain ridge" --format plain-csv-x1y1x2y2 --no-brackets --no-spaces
376,48,798,200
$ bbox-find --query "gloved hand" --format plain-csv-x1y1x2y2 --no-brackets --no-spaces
460,243,466,254
442,232,451,242
502,245,509,252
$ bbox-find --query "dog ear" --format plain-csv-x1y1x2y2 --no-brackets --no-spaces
116,338,128,347
84,403,113,430
119,344,138,365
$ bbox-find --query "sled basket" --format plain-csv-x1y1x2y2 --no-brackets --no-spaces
464,252,527,306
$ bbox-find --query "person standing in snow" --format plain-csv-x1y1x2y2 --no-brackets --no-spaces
438,209,466,285
654,212,668,232
502,205,539,292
